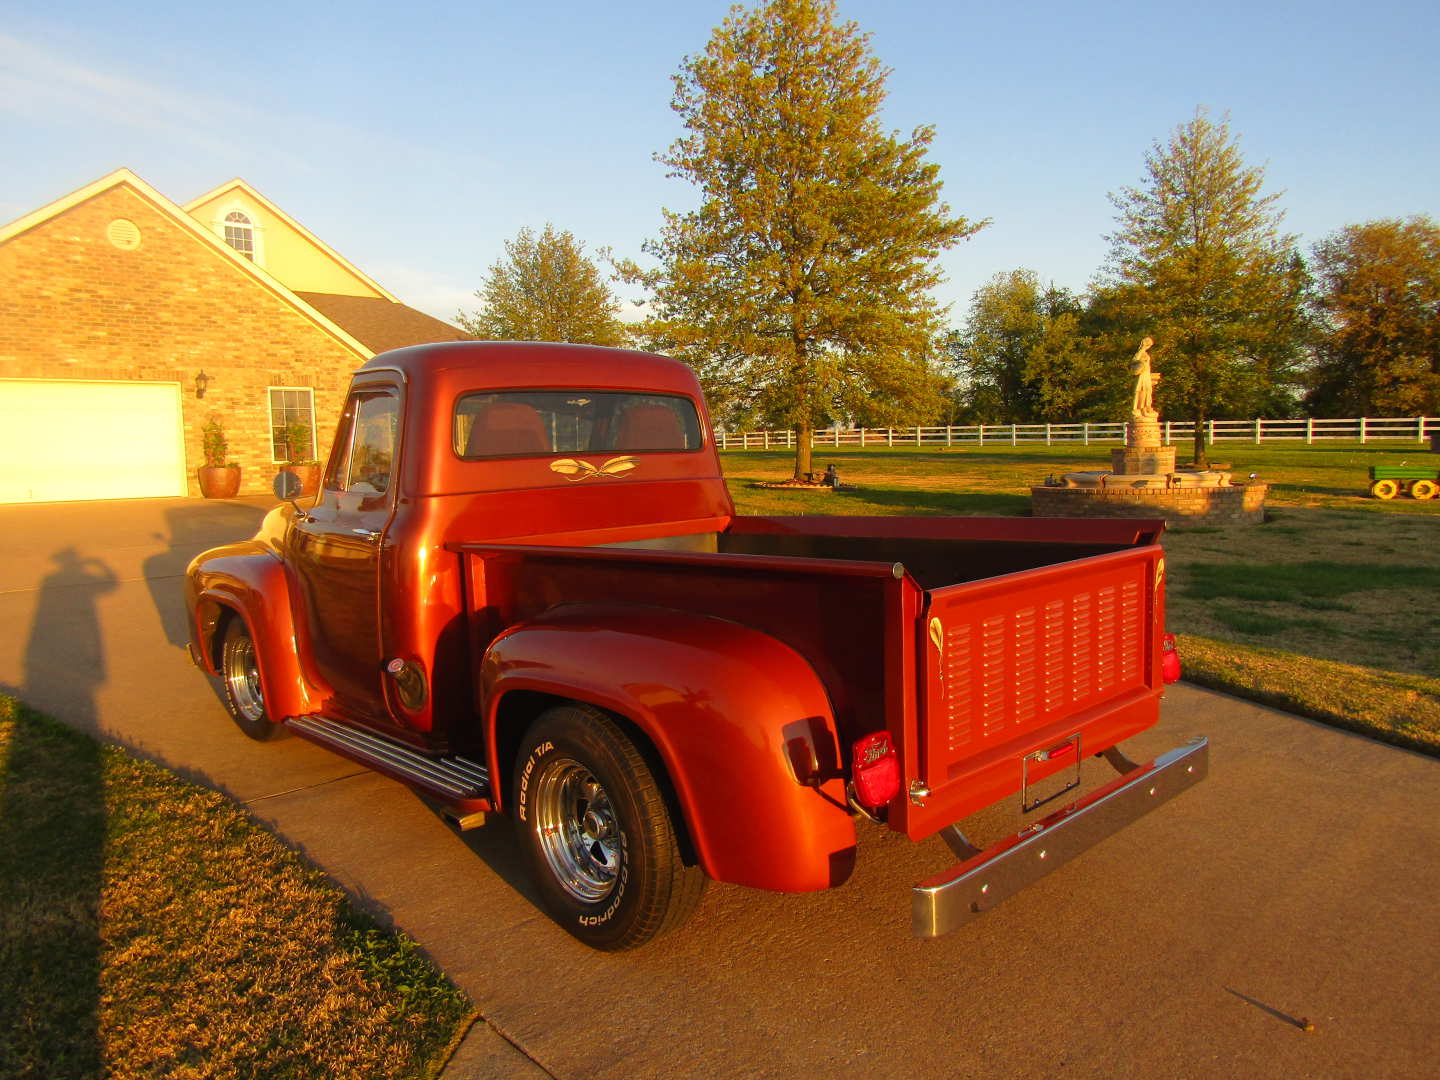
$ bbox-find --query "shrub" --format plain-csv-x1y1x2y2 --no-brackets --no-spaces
282,420,317,464
201,417,233,468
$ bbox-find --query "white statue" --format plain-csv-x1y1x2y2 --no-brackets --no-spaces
1130,336,1161,418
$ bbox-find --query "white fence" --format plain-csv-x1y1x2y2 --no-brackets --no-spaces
716,416,1440,450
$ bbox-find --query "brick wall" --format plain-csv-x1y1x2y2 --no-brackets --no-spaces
0,184,367,495
1031,483,1269,525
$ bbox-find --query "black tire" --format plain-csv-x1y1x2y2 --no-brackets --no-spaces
512,704,705,950
219,617,285,741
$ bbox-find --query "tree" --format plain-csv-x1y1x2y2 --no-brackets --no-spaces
621,0,984,478
1104,109,1307,466
1027,287,1127,421
459,224,628,346
1306,216,1440,416
951,271,1047,423
949,271,1113,423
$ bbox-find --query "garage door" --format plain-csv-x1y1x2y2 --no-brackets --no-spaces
0,380,186,503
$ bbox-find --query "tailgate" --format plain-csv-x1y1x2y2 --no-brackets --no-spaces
902,545,1165,839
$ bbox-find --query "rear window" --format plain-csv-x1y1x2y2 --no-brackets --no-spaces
454,391,703,459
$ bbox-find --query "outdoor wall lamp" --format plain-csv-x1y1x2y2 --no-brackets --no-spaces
195,370,210,398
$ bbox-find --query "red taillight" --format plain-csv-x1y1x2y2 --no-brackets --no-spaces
1161,632,1181,683
851,731,900,808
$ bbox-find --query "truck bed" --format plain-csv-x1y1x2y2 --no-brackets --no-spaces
456,514,1167,840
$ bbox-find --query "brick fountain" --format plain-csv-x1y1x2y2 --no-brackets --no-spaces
1030,337,1268,525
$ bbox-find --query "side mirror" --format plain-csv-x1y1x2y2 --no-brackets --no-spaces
273,471,312,521
273,471,303,501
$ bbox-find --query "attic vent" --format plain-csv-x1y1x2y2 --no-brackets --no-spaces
107,219,142,250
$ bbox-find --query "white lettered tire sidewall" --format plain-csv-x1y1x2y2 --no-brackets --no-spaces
512,704,699,950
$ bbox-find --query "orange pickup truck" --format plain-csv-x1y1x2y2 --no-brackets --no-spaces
186,341,1205,949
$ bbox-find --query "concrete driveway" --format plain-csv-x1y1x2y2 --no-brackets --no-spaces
2,496,1437,1079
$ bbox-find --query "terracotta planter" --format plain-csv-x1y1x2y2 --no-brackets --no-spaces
278,463,321,497
198,465,241,499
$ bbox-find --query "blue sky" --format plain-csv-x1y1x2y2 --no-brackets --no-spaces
3,1,1435,324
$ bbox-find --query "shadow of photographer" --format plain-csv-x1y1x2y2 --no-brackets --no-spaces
1,546,119,1076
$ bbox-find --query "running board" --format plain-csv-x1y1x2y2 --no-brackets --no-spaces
285,715,491,811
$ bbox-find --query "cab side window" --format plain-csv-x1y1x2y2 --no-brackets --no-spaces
329,391,400,496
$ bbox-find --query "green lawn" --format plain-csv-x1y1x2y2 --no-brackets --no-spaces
0,696,475,1080
723,441,1440,753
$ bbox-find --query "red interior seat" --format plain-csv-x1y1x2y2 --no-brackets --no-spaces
614,403,687,450
465,402,549,456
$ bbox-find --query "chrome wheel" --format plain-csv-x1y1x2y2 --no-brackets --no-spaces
532,756,623,903
513,704,706,949
224,628,265,723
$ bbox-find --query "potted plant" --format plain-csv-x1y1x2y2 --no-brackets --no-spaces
277,419,321,497
198,416,241,498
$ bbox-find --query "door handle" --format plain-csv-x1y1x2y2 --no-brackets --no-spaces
351,528,381,542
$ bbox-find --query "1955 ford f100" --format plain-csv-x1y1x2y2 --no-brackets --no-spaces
186,341,1206,949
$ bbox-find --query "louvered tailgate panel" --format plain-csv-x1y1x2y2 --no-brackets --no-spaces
922,551,1153,786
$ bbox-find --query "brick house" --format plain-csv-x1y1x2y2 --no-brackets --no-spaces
0,169,468,502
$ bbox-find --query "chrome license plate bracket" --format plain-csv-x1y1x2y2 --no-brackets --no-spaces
1021,733,1082,813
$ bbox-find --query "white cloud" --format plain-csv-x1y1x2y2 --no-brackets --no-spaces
366,262,477,323
0,33,258,159
0,32,412,176
617,298,652,325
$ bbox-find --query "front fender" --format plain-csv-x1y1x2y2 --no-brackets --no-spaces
186,541,315,719
481,606,856,893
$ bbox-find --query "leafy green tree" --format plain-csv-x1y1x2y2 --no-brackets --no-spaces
951,271,1047,423
1306,216,1440,416
1028,287,1126,421
459,224,628,346
950,271,1115,423
1104,109,1307,466
621,0,984,478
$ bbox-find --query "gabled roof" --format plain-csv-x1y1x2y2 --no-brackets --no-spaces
183,178,398,303
0,168,166,245
296,292,472,355
0,168,373,360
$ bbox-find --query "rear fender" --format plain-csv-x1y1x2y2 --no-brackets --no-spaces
186,541,315,719
481,606,857,893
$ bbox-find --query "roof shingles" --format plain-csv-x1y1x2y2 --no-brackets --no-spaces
295,292,471,355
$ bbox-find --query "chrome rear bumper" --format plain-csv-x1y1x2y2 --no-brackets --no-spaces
912,736,1208,937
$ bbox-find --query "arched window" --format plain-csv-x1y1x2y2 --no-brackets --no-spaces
223,211,255,259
